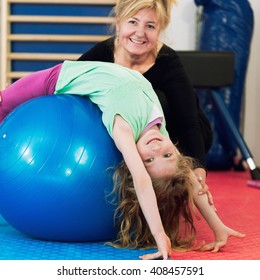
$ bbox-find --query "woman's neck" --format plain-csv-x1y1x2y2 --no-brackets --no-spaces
114,43,162,74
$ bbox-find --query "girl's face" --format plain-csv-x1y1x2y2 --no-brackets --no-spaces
116,8,161,57
136,129,180,179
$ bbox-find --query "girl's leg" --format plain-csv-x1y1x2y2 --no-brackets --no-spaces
0,63,62,123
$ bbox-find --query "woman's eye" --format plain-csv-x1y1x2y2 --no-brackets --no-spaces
147,24,155,29
128,19,137,25
144,158,154,163
164,153,172,158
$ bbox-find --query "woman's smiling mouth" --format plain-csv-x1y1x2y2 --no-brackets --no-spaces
130,38,146,45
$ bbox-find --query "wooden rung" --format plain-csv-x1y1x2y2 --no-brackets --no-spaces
8,0,116,4
7,72,32,79
8,15,114,24
8,34,110,42
8,52,80,61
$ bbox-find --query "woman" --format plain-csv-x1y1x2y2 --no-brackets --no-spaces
78,0,213,197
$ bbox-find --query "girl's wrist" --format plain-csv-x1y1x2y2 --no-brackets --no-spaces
152,229,166,238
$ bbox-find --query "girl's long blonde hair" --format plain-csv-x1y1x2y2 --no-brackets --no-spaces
111,154,197,250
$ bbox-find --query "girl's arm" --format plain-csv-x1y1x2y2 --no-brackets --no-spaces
112,115,171,260
191,173,245,251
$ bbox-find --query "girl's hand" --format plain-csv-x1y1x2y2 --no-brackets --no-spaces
139,232,172,260
201,226,245,252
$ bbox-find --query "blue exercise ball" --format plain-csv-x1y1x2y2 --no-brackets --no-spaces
0,95,122,242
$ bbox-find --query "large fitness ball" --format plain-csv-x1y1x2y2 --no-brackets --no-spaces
0,95,122,242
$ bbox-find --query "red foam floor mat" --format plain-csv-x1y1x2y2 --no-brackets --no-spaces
171,170,260,260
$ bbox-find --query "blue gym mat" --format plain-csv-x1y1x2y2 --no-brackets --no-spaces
0,215,157,260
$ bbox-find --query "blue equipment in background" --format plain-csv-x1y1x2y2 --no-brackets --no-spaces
194,0,254,169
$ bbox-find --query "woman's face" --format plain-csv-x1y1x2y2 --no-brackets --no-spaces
116,8,161,57
136,129,179,179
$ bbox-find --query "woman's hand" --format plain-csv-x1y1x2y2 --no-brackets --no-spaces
194,168,216,210
198,181,216,210
200,226,245,252
139,232,172,260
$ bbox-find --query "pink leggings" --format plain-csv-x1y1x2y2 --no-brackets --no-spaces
0,63,62,123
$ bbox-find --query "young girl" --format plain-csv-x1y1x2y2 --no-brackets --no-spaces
0,61,244,260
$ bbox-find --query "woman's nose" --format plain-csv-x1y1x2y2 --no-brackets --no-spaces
135,26,145,36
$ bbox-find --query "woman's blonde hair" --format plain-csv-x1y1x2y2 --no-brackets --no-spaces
112,0,177,31
111,154,197,250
